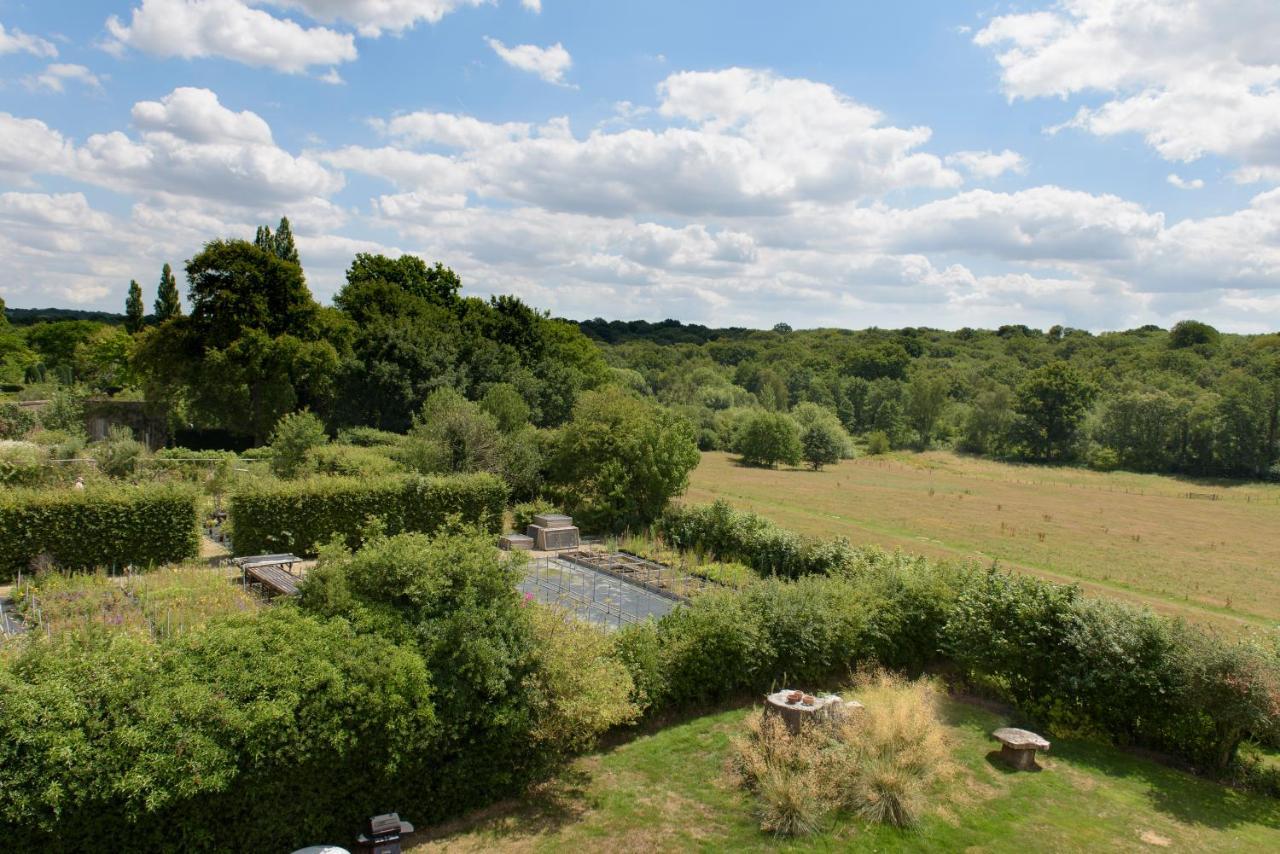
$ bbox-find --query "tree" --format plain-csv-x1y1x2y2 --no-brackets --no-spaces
187,239,317,348
1093,388,1181,472
801,423,843,470
345,253,461,305
403,388,502,474
1013,362,1096,461
481,383,532,433
273,216,299,265
905,372,949,448
125,280,145,334
1169,320,1219,350
736,411,802,468
548,386,700,531
154,263,182,321
269,410,328,478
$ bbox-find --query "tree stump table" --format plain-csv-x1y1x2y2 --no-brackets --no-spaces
764,689,861,734
992,727,1050,770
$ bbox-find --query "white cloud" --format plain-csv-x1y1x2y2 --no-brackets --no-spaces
485,37,573,86
944,149,1027,180
23,64,105,94
106,0,356,73
265,1,487,36
372,111,532,149
0,22,56,57
975,0,1280,182
317,68,344,85
1167,173,1204,190
521,0,542,11
132,87,273,145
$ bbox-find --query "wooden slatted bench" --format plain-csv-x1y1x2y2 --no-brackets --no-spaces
234,554,303,598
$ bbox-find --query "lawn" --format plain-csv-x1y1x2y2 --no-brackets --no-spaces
411,695,1280,852
684,451,1280,632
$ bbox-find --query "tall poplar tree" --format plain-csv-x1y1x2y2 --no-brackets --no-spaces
273,216,300,265
125,280,145,334
154,263,182,321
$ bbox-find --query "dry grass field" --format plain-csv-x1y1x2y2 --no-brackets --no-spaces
685,451,1280,632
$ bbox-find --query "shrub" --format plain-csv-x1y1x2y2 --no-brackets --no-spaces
481,382,532,433
229,473,507,556
150,447,238,483
38,387,87,433
335,426,404,447
801,423,844,470
0,483,199,579
92,424,145,479
307,443,403,477
0,440,45,487
0,401,36,439
865,430,892,455
268,409,327,478
512,498,562,533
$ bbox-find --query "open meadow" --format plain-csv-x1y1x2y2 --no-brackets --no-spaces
685,451,1280,632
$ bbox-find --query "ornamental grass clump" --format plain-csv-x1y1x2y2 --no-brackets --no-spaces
731,670,955,838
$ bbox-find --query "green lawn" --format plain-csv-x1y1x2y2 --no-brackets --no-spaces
411,696,1280,852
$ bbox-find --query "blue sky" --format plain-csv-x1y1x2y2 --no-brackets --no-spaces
1,0,1278,331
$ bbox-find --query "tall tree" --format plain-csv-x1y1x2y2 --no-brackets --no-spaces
273,216,300,265
254,224,273,253
1013,362,1096,461
124,280,145,334
154,263,182,321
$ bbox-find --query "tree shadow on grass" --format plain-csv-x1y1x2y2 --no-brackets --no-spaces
410,767,596,847
1044,739,1280,831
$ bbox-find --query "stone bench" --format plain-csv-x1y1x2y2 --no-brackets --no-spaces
992,727,1050,770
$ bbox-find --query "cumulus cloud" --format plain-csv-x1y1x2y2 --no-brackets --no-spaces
485,37,573,85
0,22,57,57
521,0,542,11
23,64,105,94
106,0,356,73
944,149,1026,180
975,0,1280,182
1167,173,1205,190
267,1,487,36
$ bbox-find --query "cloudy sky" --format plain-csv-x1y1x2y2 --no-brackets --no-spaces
1,1,1278,331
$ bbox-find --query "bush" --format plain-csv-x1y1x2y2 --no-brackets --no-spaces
0,401,36,439
865,430,892,455
801,424,844,470
92,424,145,479
229,473,507,556
0,483,199,579
38,387,86,433
307,443,404,477
268,409,327,478
335,426,404,447
0,441,45,487
150,447,238,484
512,498,562,533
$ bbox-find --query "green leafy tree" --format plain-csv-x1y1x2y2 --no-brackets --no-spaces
402,388,501,475
154,263,182,321
481,383,532,433
345,253,461,305
273,216,299,265
905,372,949,448
548,386,700,531
1169,319,1219,350
737,411,802,468
93,424,145,478
124,280,145,334
1093,387,1181,472
269,409,328,478
1013,362,1096,461
801,423,844,470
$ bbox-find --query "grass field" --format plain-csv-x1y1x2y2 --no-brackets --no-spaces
684,451,1280,632
411,695,1280,852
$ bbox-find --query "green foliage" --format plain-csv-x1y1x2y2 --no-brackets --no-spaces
1169,319,1219,350
228,473,507,555
268,409,328,478
0,483,198,579
1013,362,1096,461
346,252,461,305
737,410,802,467
801,423,844,470
0,441,45,487
307,443,403,477
865,430,892,455
124,279,145,334
39,386,86,433
335,425,405,447
512,498,562,533
481,382,532,432
403,388,502,475
153,262,182,321
0,401,37,439
547,386,700,532
92,424,145,479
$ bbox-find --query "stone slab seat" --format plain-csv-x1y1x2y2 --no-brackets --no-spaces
992,727,1050,770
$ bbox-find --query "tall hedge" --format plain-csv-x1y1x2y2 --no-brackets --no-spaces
0,484,199,579
229,473,507,556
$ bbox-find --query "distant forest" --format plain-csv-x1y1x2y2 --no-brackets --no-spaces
4,224,1280,480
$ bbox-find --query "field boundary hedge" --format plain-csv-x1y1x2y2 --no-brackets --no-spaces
229,473,507,555
0,484,199,578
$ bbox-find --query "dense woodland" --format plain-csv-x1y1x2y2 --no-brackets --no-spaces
3,217,1280,486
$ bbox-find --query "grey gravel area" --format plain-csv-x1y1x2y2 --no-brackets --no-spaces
519,557,680,630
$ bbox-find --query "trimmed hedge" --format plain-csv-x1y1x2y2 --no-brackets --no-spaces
658,499,859,578
0,484,199,579
229,473,507,556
